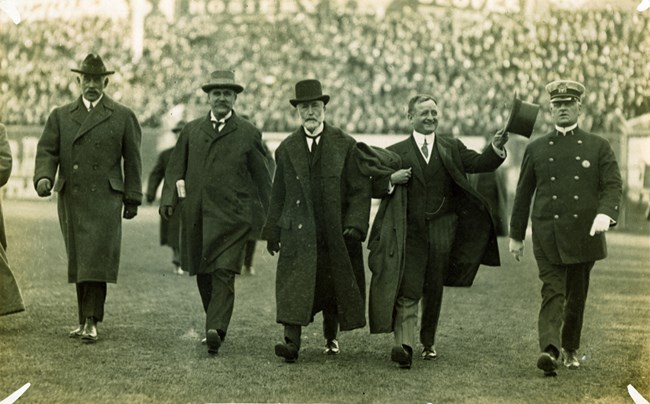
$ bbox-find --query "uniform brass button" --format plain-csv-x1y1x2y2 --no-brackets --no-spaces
550,177,556,181
578,140,583,144
549,157,554,162
549,141,554,145
73,164,79,170
574,195,579,200
297,224,303,230
575,156,581,160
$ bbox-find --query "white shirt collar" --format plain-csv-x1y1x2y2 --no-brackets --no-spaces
211,110,232,124
82,94,103,110
412,130,435,146
303,122,324,139
555,123,578,135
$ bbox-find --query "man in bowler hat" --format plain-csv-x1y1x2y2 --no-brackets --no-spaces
146,120,186,275
263,79,370,362
34,53,143,342
509,80,622,375
160,70,272,355
369,94,509,369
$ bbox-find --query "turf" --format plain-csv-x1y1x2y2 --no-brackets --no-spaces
1,200,648,403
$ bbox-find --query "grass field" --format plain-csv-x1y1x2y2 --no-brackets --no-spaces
1,199,649,404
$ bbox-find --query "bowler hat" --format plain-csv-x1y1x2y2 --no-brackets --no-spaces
503,92,540,138
545,80,585,102
201,70,244,94
71,53,115,76
172,120,186,133
290,79,330,107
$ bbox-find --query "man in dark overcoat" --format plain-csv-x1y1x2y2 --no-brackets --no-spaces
509,80,622,376
263,79,371,363
370,94,509,369
146,120,185,275
33,54,142,343
160,70,272,355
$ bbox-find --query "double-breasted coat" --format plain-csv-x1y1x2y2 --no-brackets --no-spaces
160,112,272,275
510,128,622,264
261,124,371,331
367,135,504,333
34,95,143,284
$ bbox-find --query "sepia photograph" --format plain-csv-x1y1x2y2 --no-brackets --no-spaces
1,0,649,402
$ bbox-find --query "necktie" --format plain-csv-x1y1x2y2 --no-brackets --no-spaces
421,137,429,159
87,102,93,112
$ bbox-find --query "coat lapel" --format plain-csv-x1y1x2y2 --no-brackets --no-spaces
319,126,346,176
73,95,113,142
401,136,425,186
285,130,313,202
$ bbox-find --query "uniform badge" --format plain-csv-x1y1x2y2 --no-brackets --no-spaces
582,160,591,168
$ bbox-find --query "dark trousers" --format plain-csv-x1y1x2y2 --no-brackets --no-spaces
75,281,107,324
243,240,256,268
197,269,236,339
283,310,338,350
535,252,593,353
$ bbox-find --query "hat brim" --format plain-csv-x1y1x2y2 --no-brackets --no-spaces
504,93,540,138
550,95,580,102
201,84,244,94
290,95,330,107
71,68,115,76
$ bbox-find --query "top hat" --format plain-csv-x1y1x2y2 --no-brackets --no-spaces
290,79,330,107
545,80,585,102
201,70,244,94
172,120,186,133
503,92,540,138
70,53,115,76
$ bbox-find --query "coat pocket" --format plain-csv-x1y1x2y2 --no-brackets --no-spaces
108,177,125,194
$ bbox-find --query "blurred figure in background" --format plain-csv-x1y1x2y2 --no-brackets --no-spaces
0,123,25,317
263,79,370,363
33,54,142,343
160,70,272,356
509,80,623,376
146,120,186,275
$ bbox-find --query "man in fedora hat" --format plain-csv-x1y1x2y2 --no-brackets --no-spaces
509,80,622,376
34,53,143,343
146,120,186,275
263,79,370,363
369,94,509,369
160,70,272,355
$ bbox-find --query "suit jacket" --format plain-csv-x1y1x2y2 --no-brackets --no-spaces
33,95,142,283
161,111,272,274
509,127,622,264
261,123,370,330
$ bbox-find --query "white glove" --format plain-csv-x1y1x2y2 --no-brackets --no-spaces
509,238,524,262
589,213,612,236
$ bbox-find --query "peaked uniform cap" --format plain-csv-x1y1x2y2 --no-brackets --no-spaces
201,70,244,93
290,79,330,107
71,53,115,76
545,80,585,102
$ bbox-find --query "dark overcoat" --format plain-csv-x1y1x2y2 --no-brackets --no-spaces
147,147,181,248
367,135,504,333
160,112,272,275
261,124,370,331
509,128,622,264
34,95,142,283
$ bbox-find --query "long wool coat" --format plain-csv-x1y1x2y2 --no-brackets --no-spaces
34,95,143,283
262,124,371,330
367,135,504,333
147,147,181,248
161,112,272,275
510,128,622,264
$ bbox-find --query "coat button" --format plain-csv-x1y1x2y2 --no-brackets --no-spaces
298,224,303,230
550,176,556,181
574,195,579,200
549,141,554,145
554,214,559,219
296,176,300,180
575,156,581,160
578,140,583,144
91,187,97,192
573,214,579,218
73,164,79,170
296,199,301,206
552,195,557,200
548,157,554,162
574,175,580,180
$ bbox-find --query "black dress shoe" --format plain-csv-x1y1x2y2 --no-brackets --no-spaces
562,348,580,369
421,346,437,360
206,329,221,354
391,345,412,369
323,339,340,355
275,342,299,363
537,352,558,376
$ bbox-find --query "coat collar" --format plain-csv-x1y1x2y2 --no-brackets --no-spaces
70,94,115,141
200,110,239,142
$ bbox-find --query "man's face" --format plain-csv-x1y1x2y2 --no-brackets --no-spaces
78,74,107,102
408,99,438,134
550,99,581,127
297,100,325,132
208,88,237,119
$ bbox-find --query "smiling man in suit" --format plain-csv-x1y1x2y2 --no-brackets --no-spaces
160,70,272,356
34,53,142,343
263,79,370,363
371,94,509,369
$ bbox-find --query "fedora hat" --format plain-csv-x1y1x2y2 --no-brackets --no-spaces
201,70,244,94
70,53,115,76
290,79,330,107
503,92,540,138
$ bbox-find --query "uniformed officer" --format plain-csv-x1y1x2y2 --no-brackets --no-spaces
508,80,623,376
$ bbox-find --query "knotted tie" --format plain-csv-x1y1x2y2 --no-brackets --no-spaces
421,137,429,158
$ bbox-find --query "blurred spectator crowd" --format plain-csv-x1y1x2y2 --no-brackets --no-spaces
1,7,649,135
